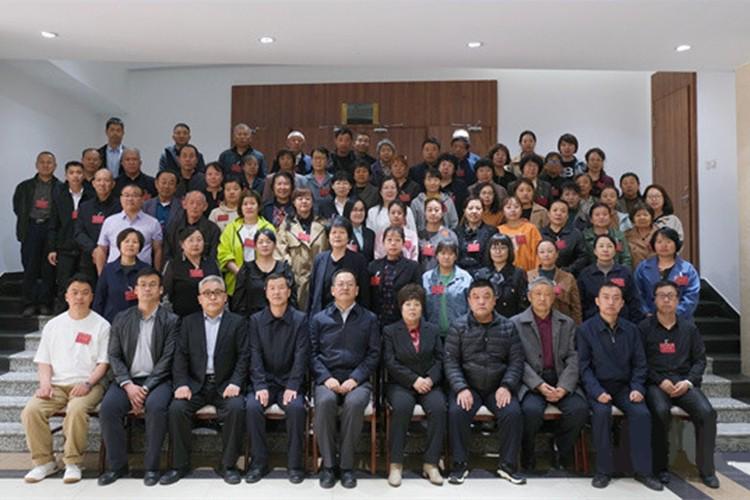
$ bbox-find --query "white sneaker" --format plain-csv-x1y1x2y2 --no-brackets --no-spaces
24,461,59,483
63,464,82,484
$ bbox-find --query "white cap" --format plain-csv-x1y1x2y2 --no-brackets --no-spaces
452,128,470,143
287,130,305,140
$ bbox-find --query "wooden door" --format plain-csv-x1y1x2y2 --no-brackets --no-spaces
651,72,699,267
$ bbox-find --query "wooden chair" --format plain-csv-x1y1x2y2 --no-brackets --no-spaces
243,402,311,472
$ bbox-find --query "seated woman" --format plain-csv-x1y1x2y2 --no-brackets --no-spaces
510,155,552,208
541,199,589,276
231,228,297,316
208,177,242,231
468,159,508,207
318,170,354,221
261,149,307,203
93,228,148,322
599,185,632,232
644,184,685,242
488,142,517,191
583,147,615,198
527,239,582,323
455,196,498,275
343,198,375,262
374,200,419,261
383,284,446,487
367,177,417,234
474,233,529,318
634,227,700,319
217,190,275,296
368,226,421,328
582,202,633,268
514,177,549,229
202,162,224,215
498,196,542,272
624,203,656,269
163,227,220,317
476,181,504,227
275,187,329,310
422,240,472,338
577,234,643,323
261,170,295,227
418,197,458,273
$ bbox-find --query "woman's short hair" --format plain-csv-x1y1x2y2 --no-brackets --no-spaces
585,147,606,162
475,182,500,213
644,184,675,216
627,202,654,223
237,190,262,218
343,197,367,224
116,228,144,251
487,143,511,165
382,225,405,243
589,201,612,217
387,199,407,215
397,283,426,310
178,226,203,243
436,239,459,256
593,233,617,249
650,227,682,253
254,227,277,244
485,233,516,266
328,215,353,239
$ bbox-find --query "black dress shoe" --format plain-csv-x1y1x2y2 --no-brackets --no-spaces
634,474,664,491
97,466,129,486
319,467,336,489
244,465,269,483
340,469,357,489
143,470,160,486
288,469,305,484
591,474,611,488
496,463,526,485
658,470,671,484
701,474,720,489
159,469,186,485
220,467,242,485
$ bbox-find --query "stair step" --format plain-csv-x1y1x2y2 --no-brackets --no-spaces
717,423,750,452
722,374,750,399
0,314,46,333
8,350,35,372
0,371,41,396
694,317,739,336
24,332,41,352
703,334,741,354
695,300,726,317
0,296,24,315
0,331,33,352
709,354,742,375
701,374,732,398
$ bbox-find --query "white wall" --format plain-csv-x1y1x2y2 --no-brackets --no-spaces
0,61,99,272
697,71,740,309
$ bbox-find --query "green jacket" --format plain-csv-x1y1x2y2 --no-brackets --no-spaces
217,216,275,295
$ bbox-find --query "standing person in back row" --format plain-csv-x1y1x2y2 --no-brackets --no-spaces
219,123,267,178
98,117,125,178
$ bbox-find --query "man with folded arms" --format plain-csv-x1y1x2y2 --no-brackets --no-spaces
98,267,179,486
21,274,110,484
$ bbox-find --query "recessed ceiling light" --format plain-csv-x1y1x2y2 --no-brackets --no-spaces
40,31,58,39
675,44,691,52
467,41,483,49
258,36,275,45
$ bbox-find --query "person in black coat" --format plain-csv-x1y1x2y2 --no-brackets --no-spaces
383,284,446,487
444,279,526,485
163,191,220,263
368,227,421,327
98,268,179,486
160,275,248,486
474,233,529,318
455,196,498,275
541,200,589,276
344,198,375,262
245,274,309,484
438,154,469,216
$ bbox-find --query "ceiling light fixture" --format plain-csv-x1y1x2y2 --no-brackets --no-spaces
40,31,58,39
259,36,275,45
467,41,483,49
675,44,691,52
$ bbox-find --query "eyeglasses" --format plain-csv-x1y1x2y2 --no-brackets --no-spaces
200,289,226,299
655,292,678,301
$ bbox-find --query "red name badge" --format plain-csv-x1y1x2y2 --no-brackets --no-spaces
75,332,91,345
659,341,676,354
298,232,310,242
71,210,78,220
143,193,151,201
675,275,689,286
243,238,255,248
422,245,435,257
231,164,242,173
467,242,480,253
370,275,381,286
124,289,137,301
555,239,567,250
319,187,330,197
91,214,105,224
431,284,445,295
404,240,413,250
536,196,548,207
217,214,229,222
399,193,411,203
347,242,359,252
516,234,527,245
615,241,623,252
34,199,49,209
554,285,562,296
441,202,448,213
456,169,466,177
189,268,204,279
610,277,625,288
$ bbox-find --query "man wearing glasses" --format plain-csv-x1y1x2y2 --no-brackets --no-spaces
160,275,248,485
639,280,719,489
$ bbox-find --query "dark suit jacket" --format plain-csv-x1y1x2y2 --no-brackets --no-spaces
349,227,375,263
143,197,182,228
367,257,421,321
172,311,249,395
108,305,180,391
307,250,371,316
383,320,443,389
164,211,220,262
48,182,94,253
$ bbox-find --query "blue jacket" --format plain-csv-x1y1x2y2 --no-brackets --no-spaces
634,256,700,319
422,266,472,333
577,263,644,323
93,258,148,322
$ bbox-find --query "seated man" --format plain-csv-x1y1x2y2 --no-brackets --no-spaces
98,267,179,486
160,275,248,485
245,273,309,484
21,274,110,483
310,269,380,489
512,276,588,473
577,281,662,490
640,280,719,489
444,279,526,485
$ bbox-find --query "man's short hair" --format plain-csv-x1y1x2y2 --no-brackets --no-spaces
36,151,55,162
155,169,178,181
334,127,353,139
264,272,290,288
81,147,100,159
422,137,441,150
198,275,225,291
468,278,495,296
106,117,124,130
65,273,94,292
331,268,356,286
65,160,84,172
173,122,190,132
598,281,624,296
528,275,555,293
136,267,162,285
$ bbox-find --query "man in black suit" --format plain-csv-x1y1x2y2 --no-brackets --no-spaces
160,275,248,485
98,267,179,486
245,273,309,484
98,116,125,178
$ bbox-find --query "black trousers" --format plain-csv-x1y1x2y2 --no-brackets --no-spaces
21,219,53,307
314,383,371,470
386,383,446,465
99,380,172,471
589,384,652,476
168,381,246,470
78,250,99,288
646,384,716,476
448,388,522,467
245,384,306,470
54,250,79,307
521,391,588,464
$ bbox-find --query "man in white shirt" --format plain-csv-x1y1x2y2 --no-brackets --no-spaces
21,274,110,484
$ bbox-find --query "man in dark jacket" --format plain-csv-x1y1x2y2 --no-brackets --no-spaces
160,275,248,485
245,273,308,484
113,148,157,198
158,123,206,174
98,268,179,486
444,279,526,485
310,269,380,489
577,282,662,491
13,151,62,315
640,280,719,489
163,191,219,263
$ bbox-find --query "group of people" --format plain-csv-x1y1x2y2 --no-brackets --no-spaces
14,118,717,490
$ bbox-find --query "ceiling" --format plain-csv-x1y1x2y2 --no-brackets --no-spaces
0,0,748,71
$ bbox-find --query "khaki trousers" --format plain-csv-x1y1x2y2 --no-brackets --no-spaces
21,384,104,466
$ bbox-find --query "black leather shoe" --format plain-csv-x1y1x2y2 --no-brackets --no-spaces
591,474,610,488
658,470,671,484
497,463,526,485
97,466,128,486
244,465,269,483
340,469,357,489
701,474,720,489
221,467,242,485
143,470,160,486
319,467,336,489
634,474,664,491
159,469,186,485
288,469,305,484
